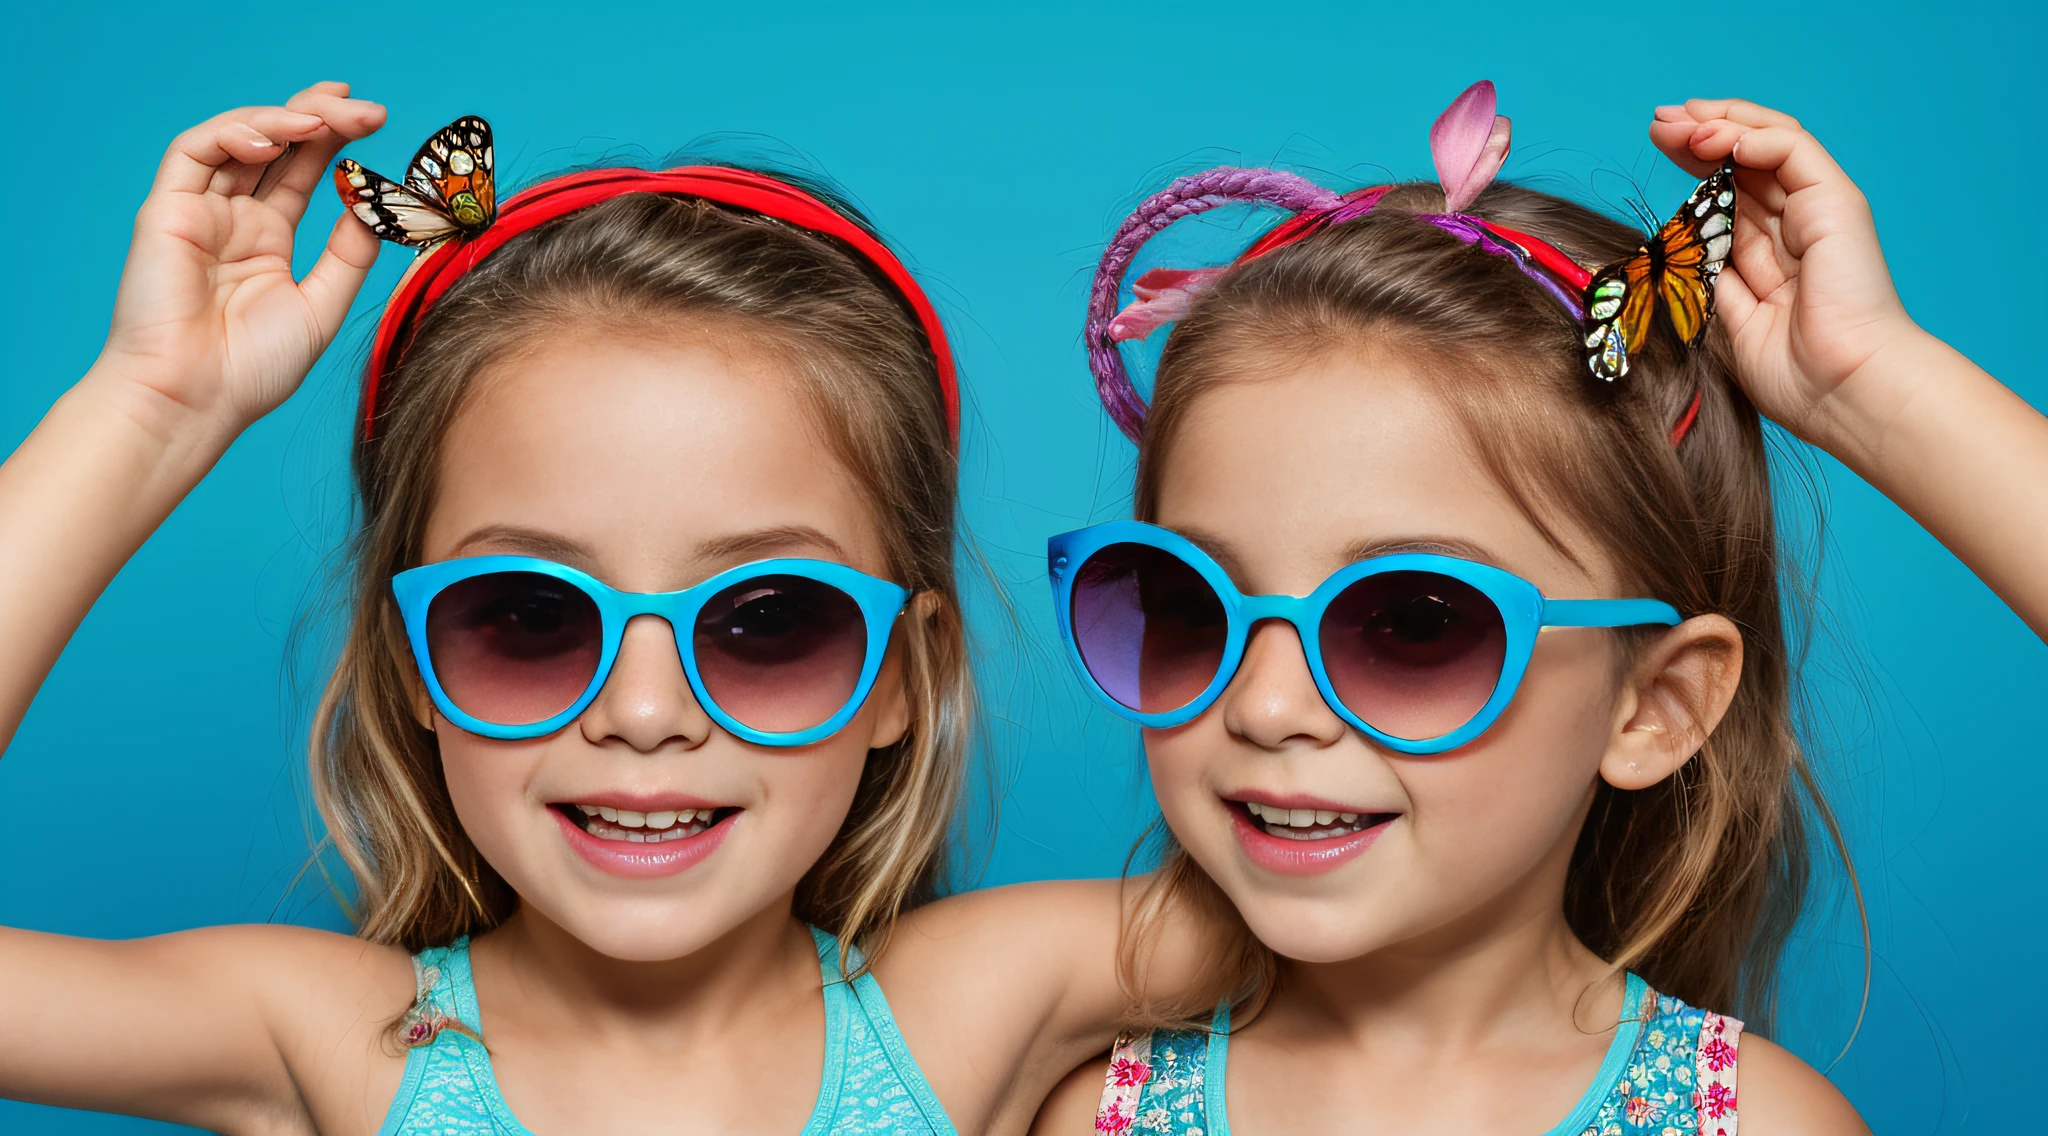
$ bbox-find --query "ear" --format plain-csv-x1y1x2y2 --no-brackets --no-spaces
864,591,943,751
1599,614,1744,790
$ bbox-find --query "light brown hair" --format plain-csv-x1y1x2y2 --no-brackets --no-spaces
1119,181,1854,1033
310,188,970,968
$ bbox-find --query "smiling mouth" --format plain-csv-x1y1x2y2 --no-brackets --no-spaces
1240,800,1400,841
553,803,741,844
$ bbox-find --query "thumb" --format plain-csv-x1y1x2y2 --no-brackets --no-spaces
1713,264,1760,342
299,212,382,344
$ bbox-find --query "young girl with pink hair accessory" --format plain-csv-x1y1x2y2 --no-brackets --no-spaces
1031,81,2046,1134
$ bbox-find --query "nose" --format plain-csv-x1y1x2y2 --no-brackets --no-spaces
578,614,714,752
1218,618,1348,750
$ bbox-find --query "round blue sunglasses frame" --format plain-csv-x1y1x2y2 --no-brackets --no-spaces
1047,520,1682,755
391,555,911,745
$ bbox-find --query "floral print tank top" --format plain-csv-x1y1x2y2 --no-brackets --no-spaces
378,926,957,1135
1093,973,1742,1136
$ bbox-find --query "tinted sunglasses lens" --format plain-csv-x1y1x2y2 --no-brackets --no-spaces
693,574,871,734
425,572,604,727
1070,542,1228,715
1319,571,1507,741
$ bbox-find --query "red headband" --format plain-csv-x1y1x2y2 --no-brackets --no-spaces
360,166,959,443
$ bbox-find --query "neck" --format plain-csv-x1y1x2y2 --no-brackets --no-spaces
474,893,819,1035
1269,804,1621,1049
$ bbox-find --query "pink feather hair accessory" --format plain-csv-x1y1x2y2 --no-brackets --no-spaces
1107,267,1230,342
1431,80,1512,213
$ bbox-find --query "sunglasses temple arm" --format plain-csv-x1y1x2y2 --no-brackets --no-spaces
1540,598,1683,629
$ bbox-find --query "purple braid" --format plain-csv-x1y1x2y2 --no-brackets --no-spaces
1086,168,1343,442
1418,213,1586,320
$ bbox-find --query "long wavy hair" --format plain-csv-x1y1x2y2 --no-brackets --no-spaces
309,187,971,971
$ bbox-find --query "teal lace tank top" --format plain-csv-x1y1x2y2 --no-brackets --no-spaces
1092,973,1744,1136
378,926,957,1134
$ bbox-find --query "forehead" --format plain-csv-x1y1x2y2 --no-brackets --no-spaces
421,328,885,587
1151,347,1605,595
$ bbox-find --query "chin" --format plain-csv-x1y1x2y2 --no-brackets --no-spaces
547,895,744,962
1225,888,1399,964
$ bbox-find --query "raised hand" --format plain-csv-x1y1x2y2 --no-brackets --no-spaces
100,81,386,432
1649,99,1919,443
1652,98,2048,640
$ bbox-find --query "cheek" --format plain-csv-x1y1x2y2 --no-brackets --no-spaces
436,727,547,863
1403,632,1620,871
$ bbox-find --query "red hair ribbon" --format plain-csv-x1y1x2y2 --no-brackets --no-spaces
360,166,958,443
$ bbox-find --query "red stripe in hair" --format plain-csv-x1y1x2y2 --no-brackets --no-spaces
1669,386,1703,447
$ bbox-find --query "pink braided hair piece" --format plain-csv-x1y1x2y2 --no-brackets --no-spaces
1085,168,1343,442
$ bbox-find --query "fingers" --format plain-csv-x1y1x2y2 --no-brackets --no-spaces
298,213,382,343
257,86,387,221
1649,107,1719,178
157,107,328,196
155,89,384,203
1713,254,1762,337
1682,99,1801,131
1724,125,1853,198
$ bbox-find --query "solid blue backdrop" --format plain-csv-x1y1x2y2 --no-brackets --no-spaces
1,3,2039,1131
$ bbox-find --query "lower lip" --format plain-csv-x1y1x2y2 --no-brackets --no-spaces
551,808,737,879
1230,806,1394,877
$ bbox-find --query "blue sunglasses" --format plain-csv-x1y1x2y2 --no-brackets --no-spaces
392,556,910,745
1047,521,1681,755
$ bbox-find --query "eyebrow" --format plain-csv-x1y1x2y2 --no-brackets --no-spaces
1169,527,1249,581
448,525,594,564
695,524,851,564
1169,527,1505,580
1337,535,1504,566
445,523,852,573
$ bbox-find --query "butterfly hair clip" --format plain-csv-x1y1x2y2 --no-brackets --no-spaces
334,116,497,251
1581,166,1736,382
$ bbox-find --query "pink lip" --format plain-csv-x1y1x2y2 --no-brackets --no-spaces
1229,805,1395,877
551,807,737,879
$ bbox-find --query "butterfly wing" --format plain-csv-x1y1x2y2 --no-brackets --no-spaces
1651,166,1736,347
403,116,495,235
1583,253,1657,382
333,159,463,250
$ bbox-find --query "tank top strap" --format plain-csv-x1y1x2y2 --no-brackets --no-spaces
1577,976,1744,1136
1092,1002,1230,1136
806,925,958,1133
378,936,529,1136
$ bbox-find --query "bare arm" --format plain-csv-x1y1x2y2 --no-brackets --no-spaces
0,84,398,1126
0,926,413,1132
0,85,383,750
1652,99,2048,639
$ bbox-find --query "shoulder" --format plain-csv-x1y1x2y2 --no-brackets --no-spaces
1729,1031,1870,1135
899,878,1128,937
879,879,1127,985
179,925,417,1067
184,923,415,1003
1028,1052,1112,1136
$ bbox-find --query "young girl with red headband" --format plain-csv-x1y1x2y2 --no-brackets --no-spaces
0,83,1204,1134
1031,83,2046,1133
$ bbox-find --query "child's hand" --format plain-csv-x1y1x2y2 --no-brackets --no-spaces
1649,99,1921,445
97,82,386,435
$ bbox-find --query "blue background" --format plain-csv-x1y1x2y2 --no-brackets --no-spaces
2,3,2040,1131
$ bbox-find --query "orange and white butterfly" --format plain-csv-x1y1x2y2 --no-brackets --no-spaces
333,116,496,251
1582,165,1736,382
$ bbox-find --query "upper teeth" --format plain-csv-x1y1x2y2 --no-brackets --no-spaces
1246,802,1359,827
578,805,711,828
